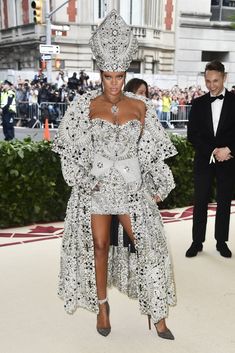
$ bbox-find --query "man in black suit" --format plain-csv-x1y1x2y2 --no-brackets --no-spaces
186,60,235,258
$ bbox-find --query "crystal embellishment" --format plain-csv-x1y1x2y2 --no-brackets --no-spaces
89,9,138,72
111,105,119,115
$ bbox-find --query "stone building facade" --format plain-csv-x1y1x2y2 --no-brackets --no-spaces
1,0,234,87
0,0,176,75
175,0,235,86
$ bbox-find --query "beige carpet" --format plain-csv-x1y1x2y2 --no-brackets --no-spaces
1,206,235,353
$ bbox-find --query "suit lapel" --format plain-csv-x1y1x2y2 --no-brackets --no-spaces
216,89,229,136
204,93,214,136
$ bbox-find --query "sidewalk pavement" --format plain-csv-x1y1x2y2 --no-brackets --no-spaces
1,204,235,353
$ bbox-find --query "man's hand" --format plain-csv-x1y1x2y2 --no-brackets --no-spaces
213,147,233,162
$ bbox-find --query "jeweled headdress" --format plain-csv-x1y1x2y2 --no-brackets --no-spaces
89,9,138,72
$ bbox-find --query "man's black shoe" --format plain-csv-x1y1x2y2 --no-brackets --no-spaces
216,243,232,258
185,242,203,257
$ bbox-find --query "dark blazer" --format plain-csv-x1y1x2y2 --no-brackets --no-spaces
187,89,235,170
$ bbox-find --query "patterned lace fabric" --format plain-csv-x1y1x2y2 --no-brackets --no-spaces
90,118,142,214
52,90,177,323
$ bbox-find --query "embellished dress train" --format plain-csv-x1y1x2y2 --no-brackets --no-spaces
52,90,177,324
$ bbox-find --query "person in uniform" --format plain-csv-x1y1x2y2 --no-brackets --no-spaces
0,80,16,140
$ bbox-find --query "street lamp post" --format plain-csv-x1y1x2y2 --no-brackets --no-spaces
45,0,52,83
45,0,71,83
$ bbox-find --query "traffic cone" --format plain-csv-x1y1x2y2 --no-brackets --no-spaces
43,118,50,141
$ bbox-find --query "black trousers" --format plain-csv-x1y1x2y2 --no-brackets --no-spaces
192,161,235,244
2,112,15,140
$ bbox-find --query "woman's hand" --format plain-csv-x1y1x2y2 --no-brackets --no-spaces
92,182,101,191
153,195,162,203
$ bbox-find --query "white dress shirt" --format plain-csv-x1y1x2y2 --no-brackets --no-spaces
209,88,226,163
211,88,226,135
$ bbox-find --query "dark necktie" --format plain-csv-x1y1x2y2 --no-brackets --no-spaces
210,94,224,103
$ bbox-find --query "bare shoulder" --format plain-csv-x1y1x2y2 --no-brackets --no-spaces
90,94,102,107
89,95,103,116
124,96,146,111
124,96,146,124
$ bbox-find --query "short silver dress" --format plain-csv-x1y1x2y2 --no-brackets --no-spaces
90,118,142,215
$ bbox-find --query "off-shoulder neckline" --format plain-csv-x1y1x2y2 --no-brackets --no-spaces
90,117,142,127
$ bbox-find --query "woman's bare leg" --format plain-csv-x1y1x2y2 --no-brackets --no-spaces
118,214,169,333
91,214,112,329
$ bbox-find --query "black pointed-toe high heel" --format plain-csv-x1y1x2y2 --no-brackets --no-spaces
97,298,111,337
148,315,174,340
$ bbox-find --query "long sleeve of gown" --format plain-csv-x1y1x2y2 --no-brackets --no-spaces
52,99,97,190
59,152,97,189
146,160,175,201
135,94,177,200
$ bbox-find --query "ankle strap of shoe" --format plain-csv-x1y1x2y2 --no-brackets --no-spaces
98,297,108,305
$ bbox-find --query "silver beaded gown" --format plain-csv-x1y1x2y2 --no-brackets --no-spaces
90,118,142,214
52,90,177,324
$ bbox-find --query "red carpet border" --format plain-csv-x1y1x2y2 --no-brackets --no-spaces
1,202,235,248
0,225,63,247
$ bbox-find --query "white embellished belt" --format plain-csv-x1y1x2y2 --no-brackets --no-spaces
91,154,142,183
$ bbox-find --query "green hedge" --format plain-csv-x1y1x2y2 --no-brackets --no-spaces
0,135,195,228
161,134,195,209
0,138,70,228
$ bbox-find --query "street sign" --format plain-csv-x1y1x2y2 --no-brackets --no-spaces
39,44,60,54
41,54,52,61
51,24,70,31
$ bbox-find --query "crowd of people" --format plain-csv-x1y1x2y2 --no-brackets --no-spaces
1,67,235,136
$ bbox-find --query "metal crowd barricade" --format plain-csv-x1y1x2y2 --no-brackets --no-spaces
170,105,191,128
16,102,41,128
14,101,70,128
39,101,70,128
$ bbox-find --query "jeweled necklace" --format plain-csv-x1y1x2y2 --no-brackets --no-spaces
103,94,123,120
103,93,123,141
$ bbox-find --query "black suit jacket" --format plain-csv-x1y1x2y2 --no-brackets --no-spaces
187,89,235,170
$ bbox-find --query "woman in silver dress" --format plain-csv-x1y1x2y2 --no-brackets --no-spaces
53,10,177,339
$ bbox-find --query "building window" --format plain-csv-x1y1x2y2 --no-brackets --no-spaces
156,0,163,28
98,0,107,18
15,0,23,26
120,0,142,26
8,0,16,27
201,51,229,62
98,0,106,18
127,61,141,73
223,0,235,6
93,60,100,72
17,61,22,70
94,0,107,21
212,0,235,6
211,0,235,20
153,61,159,74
